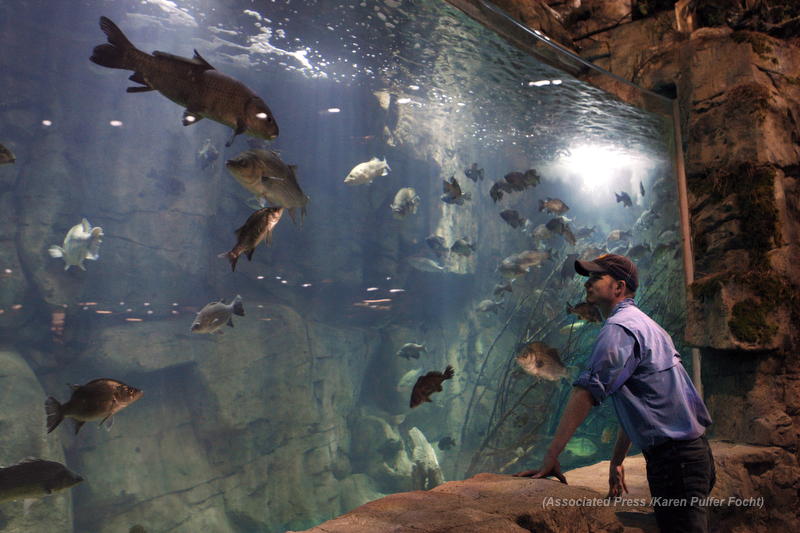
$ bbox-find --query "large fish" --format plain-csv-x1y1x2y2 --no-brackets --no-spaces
48,218,103,271
218,207,284,271
225,149,309,225
410,365,455,408
390,187,420,220
0,459,84,514
45,378,143,434
190,295,245,334
90,17,279,147
515,341,576,383
344,157,390,185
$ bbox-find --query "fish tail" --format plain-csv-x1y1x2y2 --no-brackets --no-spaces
443,365,455,380
538,199,545,212
217,251,239,272
231,294,245,317
286,207,298,225
45,396,64,434
90,17,137,70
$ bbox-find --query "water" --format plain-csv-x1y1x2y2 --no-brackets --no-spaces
0,1,686,532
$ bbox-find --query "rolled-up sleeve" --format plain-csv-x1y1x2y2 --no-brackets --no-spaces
573,324,638,405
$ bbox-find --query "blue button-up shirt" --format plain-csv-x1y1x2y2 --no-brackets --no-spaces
573,298,711,450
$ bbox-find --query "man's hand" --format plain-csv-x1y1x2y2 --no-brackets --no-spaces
606,463,628,498
513,453,567,484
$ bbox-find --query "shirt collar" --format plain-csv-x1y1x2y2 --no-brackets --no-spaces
609,298,636,317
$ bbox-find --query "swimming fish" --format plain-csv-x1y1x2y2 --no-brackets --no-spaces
476,299,504,314
197,139,219,170
493,280,514,297
397,342,427,360
425,235,448,257
538,197,569,215
190,295,245,334
390,187,420,219
607,229,633,243
615,191,633,207
441,176,471,205
559,321,589,336
450,237,477,257
515,341,576,383
0,141,15,165
45,378,143,434
410,365,455,408
90,17,279,147
225,149,309,225
464,163,484,182
218,207,284,271
639,181,645,197
48,219,103,271
408,257,445,273
438,436,457,450
500,209,527,229
0,459,84,514
566,301,602,323
564,436,598,457
344,157,390,185
601,426,616,444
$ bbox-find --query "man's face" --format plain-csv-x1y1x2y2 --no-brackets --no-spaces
584,272,619,306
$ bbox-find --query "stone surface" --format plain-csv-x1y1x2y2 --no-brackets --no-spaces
289,472,625,533
0,351,72,532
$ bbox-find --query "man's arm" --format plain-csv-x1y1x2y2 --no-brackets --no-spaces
513,386,595,483
607,425,632,497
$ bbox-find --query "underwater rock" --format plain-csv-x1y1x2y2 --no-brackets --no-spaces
408,427,445,491
0,350,72,532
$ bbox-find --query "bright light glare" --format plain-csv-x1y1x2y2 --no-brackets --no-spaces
562,146,629,192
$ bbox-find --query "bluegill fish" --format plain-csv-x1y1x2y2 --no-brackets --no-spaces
615,191,633,207
225,149,309,225
45,378,143,434
0,459,84,515
538,197,569,215
90,17,278,147
48,219,103,271
190,295,245,335
218,207,284,271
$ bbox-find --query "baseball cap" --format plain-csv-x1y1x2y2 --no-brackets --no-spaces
575,254,639,292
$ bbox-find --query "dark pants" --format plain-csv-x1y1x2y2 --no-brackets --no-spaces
642,435,716,533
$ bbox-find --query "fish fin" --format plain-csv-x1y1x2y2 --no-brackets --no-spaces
182,110,203,127
72,420,86,435
192,49,214,69
233,224,244,237
45,396,64,434
226,317,234,328
48,245,64,258
23,499,38,515
217,251,238,272
232,295,245,317
77,261,87,271
225,121,248,148
90,17,137,69
214,329,225,335
443,365,455,379
265,229,274,247
286,207,298,225
81,219,91,232
383,158,391,171
244,196,263,210
100,416,114,430
245,249,255,262
225,128,237,148
219,298,227,304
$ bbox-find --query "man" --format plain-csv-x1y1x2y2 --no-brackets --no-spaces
514,254,714,533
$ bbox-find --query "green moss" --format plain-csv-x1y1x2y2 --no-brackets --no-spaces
689,274,726,302
728,299,779,344
732,31,778,64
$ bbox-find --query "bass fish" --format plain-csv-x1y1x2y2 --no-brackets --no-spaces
48,218,103,271
45,378,143,434
190,295,245,335
0,459,84,515
218,207,284,272
344,157,390,185
90,17,279,147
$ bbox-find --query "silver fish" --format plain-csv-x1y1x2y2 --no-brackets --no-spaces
408,257,445,273
390,187,420,219
48,218,103,271
190,295,245,335
344,157,390,185
397,342,427,360
476,298,504,314
225,149,309,226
